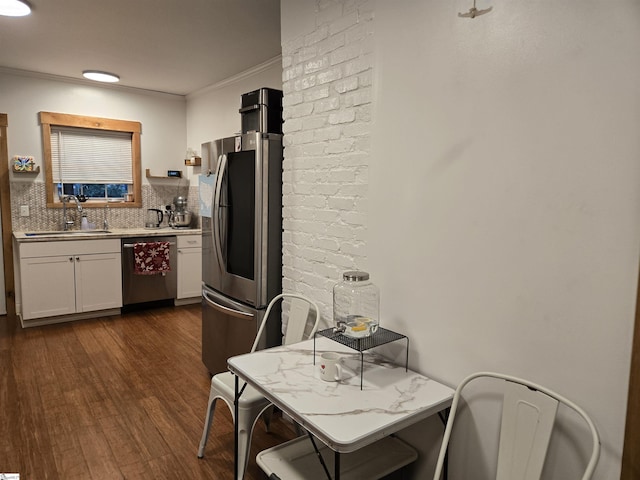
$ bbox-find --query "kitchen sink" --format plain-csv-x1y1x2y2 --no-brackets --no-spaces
24,230,112,237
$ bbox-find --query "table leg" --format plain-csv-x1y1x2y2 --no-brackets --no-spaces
307,432,332,479
335,450,340,480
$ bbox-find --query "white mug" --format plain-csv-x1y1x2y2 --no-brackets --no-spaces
319,352,343,382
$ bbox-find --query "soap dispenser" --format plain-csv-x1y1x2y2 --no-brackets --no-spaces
80,212,89,230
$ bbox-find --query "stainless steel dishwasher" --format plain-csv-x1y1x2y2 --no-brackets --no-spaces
121,235,177,306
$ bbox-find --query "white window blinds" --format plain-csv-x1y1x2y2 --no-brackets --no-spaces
51,126,133,184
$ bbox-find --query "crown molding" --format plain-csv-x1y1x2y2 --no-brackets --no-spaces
0,55,283,101
0,66,186,100
187,55,282,100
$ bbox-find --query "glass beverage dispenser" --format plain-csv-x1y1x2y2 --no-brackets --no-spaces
333,271,380,338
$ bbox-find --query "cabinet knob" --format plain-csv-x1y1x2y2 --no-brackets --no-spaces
69,257,73,262
75,256,80,261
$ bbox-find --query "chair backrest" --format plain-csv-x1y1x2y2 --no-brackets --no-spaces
250,293,321,353
433,372,600,480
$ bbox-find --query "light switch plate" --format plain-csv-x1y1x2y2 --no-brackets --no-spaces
20,205,29,217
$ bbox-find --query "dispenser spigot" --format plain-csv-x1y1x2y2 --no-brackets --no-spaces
333,321,347,334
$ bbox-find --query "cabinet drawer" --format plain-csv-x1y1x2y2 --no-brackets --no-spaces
20,238,121,258
177,235,202,248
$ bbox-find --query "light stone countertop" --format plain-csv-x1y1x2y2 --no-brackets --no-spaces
228,337,454,453
13,227,201,243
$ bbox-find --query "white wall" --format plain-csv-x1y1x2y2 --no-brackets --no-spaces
0,71,187,183
185,60,283,161
1,71,190,231
281,0,640,478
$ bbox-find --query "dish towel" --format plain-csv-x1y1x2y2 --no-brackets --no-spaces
133,241,171,275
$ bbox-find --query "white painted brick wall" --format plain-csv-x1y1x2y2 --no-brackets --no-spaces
282,0,374,325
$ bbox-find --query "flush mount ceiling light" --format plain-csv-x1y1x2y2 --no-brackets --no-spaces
0,0,31,16
82,70,120,83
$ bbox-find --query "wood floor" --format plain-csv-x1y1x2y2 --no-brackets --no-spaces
0,304,297,479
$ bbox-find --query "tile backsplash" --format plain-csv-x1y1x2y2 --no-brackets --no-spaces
10,181,200,231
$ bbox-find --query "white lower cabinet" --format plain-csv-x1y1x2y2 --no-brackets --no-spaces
19,239,122,321
74,252,122,312
177,234,202,300
21,254,77,318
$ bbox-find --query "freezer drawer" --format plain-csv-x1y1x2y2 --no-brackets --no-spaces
201,286,280,375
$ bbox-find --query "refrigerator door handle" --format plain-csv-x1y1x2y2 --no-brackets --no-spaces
213,153,228,272
238,104,260,113
202,289,253,319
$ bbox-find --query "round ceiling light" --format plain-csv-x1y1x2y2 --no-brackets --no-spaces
0,0,31,16
82,71,120,83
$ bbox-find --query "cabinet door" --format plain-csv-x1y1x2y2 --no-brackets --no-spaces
75,252,123,312
177,247,202,299
21,255,76,320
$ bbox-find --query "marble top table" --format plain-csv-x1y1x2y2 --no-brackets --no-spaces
228,337,454,455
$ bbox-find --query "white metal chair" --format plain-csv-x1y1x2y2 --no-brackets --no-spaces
197,293,320,479
433,371,600,480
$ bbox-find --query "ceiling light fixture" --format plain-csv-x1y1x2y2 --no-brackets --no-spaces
82,70,120,83
0,0,31,16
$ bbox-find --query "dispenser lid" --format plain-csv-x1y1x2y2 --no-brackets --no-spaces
342,271,369,281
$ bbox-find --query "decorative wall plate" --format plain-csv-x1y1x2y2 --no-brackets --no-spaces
13,155,36,172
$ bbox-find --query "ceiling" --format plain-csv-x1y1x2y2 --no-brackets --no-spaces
0,0,282,96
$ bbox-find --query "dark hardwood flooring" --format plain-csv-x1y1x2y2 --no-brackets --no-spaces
0,304,297,479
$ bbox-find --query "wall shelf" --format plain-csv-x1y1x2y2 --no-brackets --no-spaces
13,166,40,174
145,168,182,179
184,157,201,166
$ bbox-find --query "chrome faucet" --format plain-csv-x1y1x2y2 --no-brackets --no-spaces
103,203,109,230
61,195,82,230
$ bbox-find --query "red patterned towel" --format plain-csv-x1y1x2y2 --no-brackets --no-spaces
133,242,171,275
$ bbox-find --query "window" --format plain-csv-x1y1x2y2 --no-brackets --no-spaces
51,126,131,201
40,112,142,208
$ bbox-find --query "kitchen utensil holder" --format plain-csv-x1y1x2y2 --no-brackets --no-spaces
313,327,408,390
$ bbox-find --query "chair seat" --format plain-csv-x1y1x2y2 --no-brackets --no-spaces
212,371,271,409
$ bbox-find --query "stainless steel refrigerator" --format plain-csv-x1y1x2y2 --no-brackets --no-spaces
200,132,282,374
